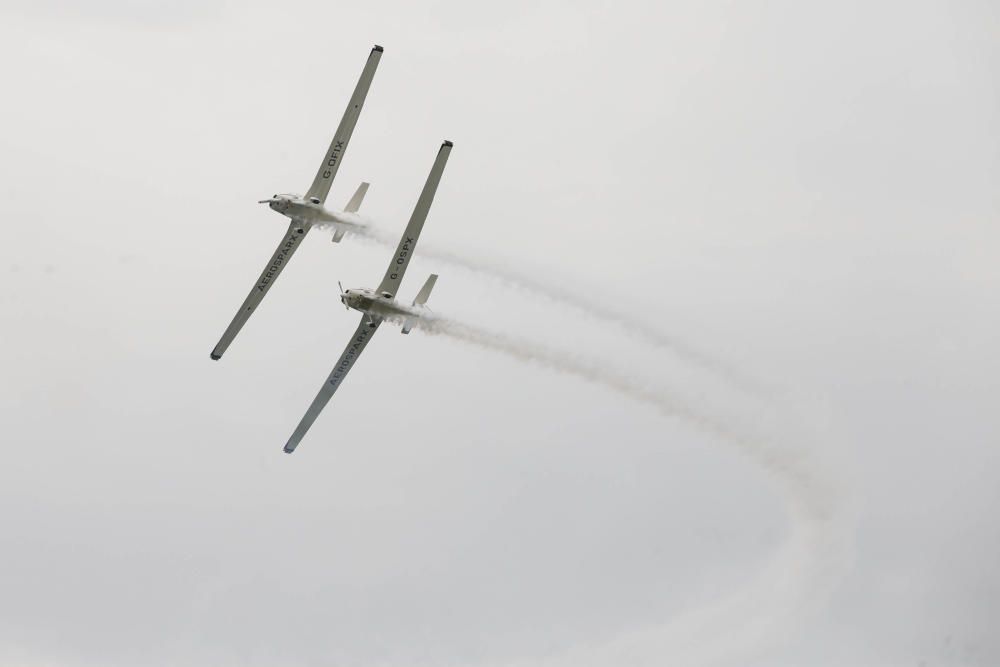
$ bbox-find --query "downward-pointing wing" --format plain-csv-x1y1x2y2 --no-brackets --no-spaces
376,141,452,297
305,46,382,205
211,222,309,360
283,316,382,453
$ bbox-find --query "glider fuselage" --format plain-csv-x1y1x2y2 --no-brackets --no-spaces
265,195,364,230
340,288,421,323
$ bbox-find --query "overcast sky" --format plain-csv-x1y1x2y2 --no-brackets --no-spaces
0,1,997,666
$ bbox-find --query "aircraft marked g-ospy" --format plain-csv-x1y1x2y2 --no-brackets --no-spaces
210,45,383,361
284,140,453,454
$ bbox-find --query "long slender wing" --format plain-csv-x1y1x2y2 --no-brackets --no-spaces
305,46,383,205
283,316,382,454
211,222,309,360
376,140,452,297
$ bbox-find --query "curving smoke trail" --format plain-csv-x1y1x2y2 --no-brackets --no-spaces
415,315,848,666
320,219,848,664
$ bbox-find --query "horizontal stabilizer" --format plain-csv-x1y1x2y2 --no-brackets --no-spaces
344,182,369,213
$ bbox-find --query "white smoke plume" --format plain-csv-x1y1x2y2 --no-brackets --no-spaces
416,314,849,666
323,218,850,664
344,222,768,395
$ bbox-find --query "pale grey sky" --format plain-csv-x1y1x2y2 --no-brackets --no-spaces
0,1,997,666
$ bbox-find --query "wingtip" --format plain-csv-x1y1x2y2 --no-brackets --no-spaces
442,139,453,148
210,352,221,361
373,44,384,53
283,445,296,454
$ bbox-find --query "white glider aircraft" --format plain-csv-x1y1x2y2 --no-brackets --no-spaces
211,45,383,360
283,140,453,454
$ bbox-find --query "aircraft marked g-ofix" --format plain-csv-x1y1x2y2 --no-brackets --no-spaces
210,45,383,361
283,140,453,454
318,140,344,182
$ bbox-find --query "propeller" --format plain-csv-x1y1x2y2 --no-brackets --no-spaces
338,281,349,310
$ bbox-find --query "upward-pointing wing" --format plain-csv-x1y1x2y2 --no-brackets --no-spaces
283,316,382,454
376,140,452,297
305,46,382,205
211,222,309,360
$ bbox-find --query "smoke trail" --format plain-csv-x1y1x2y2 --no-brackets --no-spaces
416,314,847,666
341,222,768,395
321,218,848,663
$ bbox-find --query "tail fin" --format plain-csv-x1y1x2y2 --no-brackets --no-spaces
332,183,364,242
344,182,369,213
412,274,437,306
402,274,438,335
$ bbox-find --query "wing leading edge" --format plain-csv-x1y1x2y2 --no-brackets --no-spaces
376,140,452,297
283,316,382,454
306,46,383,205
211,222,309,360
